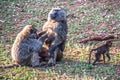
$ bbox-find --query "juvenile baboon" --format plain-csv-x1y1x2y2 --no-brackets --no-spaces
38,46,63,62
39,7,68,66
39,46,49,61
88,40,112,65
11,25,47,67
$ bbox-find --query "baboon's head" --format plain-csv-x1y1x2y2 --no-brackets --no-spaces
48,8,67,22
106,40,112,47
22,25,38,38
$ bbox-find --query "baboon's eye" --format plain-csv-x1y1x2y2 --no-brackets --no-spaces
54,12,57,15
50,12,58,19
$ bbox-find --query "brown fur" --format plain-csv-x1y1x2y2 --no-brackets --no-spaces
39,46,49,61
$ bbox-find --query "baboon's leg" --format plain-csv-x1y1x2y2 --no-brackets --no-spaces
58,41,65,52
48,45,58,66
103,54,105,63
55,48,63,61
55,42,65,61
48,38,63,66
31,52,40,67
106,51,110,61
92,54,100,65
17,47,32,66
88,52,92,64
88,50,95,64
20,56,32,66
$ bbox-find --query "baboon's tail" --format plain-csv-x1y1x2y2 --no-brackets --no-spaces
0,64,19,69
88,49,93,64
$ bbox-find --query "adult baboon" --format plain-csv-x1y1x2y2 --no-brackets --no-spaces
88,40,112,65
11,25,47,67
39,8,68,66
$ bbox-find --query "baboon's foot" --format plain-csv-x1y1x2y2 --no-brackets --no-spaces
32,62,40,67
31,57,40,67
48,58,55,66
92,63,97,66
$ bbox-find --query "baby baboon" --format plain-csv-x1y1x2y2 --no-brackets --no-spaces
39,46,49,61
39,7,68,66
11,25,47,67
88,40,112,65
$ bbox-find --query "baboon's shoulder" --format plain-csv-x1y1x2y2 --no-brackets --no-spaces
43,21,67,30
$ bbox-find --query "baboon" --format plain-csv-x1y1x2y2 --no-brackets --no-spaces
39,46,49,61
38,46,63,61
11,25,47,67
88,40,112,65
39,7,68,66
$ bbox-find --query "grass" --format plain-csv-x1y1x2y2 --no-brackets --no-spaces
0,0,120,80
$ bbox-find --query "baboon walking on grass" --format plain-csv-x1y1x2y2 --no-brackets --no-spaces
88,40,112,65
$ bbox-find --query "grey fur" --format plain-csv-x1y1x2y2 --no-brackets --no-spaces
41,8,68,66
11,25,45,67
